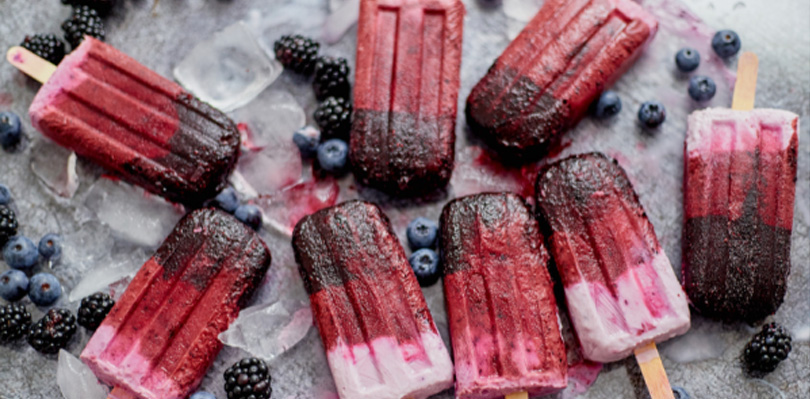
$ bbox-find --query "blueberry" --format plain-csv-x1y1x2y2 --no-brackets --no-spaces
0,184,10,205
593,90,622,119
214,188,240,213
672,386,691,399
638,101,666,128
3,236,39,271
317,139,349,173
406,217,439,250
688,75,717,102
293,126,320,159
408,248,441,287
0,270,29,302
235,204,262,230
0,112,22,150
38,233,63,261
712,30,741,58
675,47,700,72
28,273,62,306
190,391,217,399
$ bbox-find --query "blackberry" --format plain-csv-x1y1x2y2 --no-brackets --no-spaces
27,309,77,354
314,97,353,139
20,34,67,65
62,6,106,49
224,357,273,399
77,292,115,330
61,0,116,16
743,322,792,374
274,34,320,75
313,56,351,100
0,206,19,248
0,304,31,342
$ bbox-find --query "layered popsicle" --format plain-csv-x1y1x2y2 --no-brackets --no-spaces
683,108,798,322
441,193,568,399
535,153,690,363
81,208,272,399
350,0,464,196
466,0,657,161
292,200,453,399
26,37,240,206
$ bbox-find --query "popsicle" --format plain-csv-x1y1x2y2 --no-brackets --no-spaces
292,200,453,399
682,53,798,322
350,0,464,196
7,38,240,206
441,192,568,399
536,153,689,398
81,208,272,399
466,0,657,161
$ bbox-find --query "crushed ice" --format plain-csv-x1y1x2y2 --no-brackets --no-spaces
68,248,149,302
84,178,184,248
231,90,306,150
57,350,109,399
30,140,79,199
255,179,340,236
660,321,728,363
174,21,282,112
220,299,313,362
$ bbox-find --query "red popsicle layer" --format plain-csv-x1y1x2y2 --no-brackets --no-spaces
441,193,568,399
81,208,272,399
292,200,453,399
350,0,464,196
29,38,240,206
535,153,689,363
683,108,798,322
466,0,657,161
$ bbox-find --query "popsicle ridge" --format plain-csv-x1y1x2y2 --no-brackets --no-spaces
683,108,798,322
81,209,271,399
441,193,568,398
29,38,240,206
293,200,453,399
536,153,690,363
466,0,657,161
350,0,464,195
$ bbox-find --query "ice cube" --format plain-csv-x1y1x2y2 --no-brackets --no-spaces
219,299,313,362
57,350,109,399
255,179,340,236
236,145,303,196
30,140,79,199
450,146,535,199
243,0,328,57
503,0,543,22
84,178,184,248
173,21,282,112
68,248,149,302
231,90,306,150
323,0,359,44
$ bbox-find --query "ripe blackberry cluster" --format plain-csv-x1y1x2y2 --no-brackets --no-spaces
0,304,31,342
223,357,273,399
273,35,320,75
77,292,115,330
743,322,792,374
61,0,116,16
313,56,351,101
27,309,77,354
314,97,353,139
62,5,106,49
0,206,19,248
20,34,67,65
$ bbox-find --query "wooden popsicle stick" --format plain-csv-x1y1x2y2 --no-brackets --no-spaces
107,387,138,399
634,342,675,399
731,52,759,110
6,46,56,84
505,392,529,399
